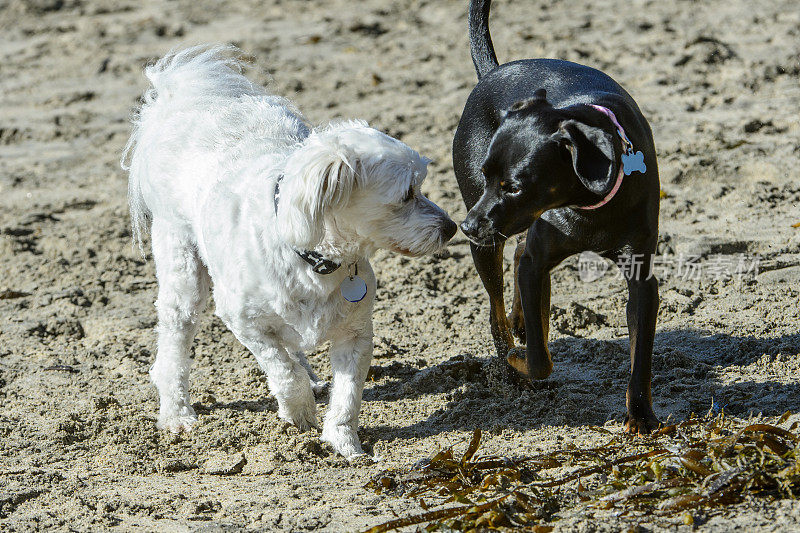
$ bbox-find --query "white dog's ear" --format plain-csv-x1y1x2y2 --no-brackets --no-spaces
278,137,357,249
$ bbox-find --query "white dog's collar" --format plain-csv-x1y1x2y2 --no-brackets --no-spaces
274,174,342,275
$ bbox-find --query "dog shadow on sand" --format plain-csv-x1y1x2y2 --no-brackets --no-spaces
363,329,800,442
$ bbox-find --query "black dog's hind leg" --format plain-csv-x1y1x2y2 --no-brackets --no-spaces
508,232,527,344
619,251,660,434
470,242,515,358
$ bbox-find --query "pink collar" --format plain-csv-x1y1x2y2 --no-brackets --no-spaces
577,104,630,211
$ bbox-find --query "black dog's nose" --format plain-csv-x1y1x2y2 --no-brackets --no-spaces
442,218,457,241
459,219,477,239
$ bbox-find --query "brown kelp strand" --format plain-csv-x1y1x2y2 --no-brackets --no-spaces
365,412,800,532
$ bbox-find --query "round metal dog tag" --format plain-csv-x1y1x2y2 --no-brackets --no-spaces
340,275,367,303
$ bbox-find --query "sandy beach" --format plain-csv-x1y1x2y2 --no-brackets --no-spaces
1,0,799,530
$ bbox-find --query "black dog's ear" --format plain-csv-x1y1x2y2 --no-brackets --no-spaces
556,120,618,196
504,88,549,117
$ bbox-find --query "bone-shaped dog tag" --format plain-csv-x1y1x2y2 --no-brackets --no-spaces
621,151,647,176
340,275,367,303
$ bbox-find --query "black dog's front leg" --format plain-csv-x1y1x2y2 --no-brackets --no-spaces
469,243,514,358
509,251,553,379
622,257,660,434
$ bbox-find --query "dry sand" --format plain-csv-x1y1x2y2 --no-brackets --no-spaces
1,0,799,530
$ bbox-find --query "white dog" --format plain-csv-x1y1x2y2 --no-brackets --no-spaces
121,45,456,458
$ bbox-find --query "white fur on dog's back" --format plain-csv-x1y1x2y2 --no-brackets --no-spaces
122,45,307,250
143,45,261,105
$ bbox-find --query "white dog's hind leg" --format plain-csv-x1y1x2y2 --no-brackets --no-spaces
228,326,318,430
295,352,328,396
258,346,318,430
149,222,210,433
321,327,373,458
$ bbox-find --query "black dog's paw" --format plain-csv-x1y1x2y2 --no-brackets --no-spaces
623,410,661,435
484,355,530,393
506,346,528,376
506,346,553,381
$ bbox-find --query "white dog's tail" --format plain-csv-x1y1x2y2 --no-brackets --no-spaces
121,45,264,251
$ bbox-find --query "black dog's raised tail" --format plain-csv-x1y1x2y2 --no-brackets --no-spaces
469,0,499,79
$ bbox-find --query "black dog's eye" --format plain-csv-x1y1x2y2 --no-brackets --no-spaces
403,185,415,202
499,180,521,196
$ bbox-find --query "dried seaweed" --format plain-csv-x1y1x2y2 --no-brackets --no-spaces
365,412,800,532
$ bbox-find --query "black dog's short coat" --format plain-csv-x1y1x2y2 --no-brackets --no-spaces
454,0,661,433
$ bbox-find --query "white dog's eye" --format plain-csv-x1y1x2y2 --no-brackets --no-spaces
403,185,415,203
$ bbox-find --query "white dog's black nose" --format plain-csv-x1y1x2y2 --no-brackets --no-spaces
443,218,458,241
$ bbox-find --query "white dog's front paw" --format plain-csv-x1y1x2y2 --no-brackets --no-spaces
156,405,197,433
277,398,318,431
310,379,329,396
321,424,364,459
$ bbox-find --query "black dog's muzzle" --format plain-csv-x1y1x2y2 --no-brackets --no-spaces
460,214,503,246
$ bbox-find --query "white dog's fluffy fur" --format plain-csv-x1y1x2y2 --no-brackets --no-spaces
122,45,454,458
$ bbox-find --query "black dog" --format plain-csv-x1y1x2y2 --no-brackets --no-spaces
454,0,660,433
